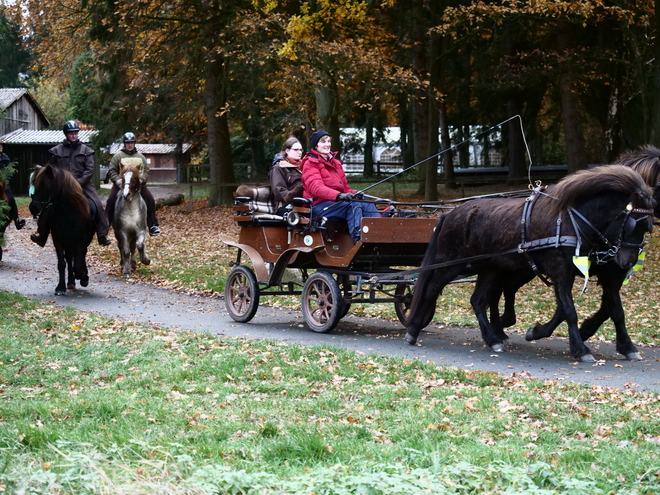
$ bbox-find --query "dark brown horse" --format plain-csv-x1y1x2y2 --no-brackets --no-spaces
405,165,655,362
30,164,95,295
495,147,660,360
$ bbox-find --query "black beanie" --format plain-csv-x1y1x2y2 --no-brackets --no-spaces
310,129,330,150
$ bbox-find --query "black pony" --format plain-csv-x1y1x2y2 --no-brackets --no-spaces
495,147,660,361
405,165,655,362
30,164,95,295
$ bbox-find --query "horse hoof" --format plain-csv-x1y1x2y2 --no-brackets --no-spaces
67,282,75,290
122,274,131,280
491,343,506,353
55,290,66,296
626,352,643,361
80,277,89,287
524,328,537,342
405,333,417,345
141,258,151,266
579,354,596,363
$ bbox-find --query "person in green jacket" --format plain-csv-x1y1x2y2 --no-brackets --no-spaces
105,132,160,236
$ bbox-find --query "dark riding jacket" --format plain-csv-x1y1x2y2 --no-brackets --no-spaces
48,139,108,236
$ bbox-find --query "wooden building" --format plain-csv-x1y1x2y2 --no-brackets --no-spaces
0,129,98,195
0,88,50,135
107,143,192,182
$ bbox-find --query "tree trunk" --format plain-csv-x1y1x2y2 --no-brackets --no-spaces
557,21,586,174
439,99,455,188
412,0,430,195
507,99,526,184
206,51,236,206
364,111,374,178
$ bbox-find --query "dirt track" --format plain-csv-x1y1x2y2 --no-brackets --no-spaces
2,186,660,393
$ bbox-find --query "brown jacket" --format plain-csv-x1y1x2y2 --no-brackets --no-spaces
268,159,303,205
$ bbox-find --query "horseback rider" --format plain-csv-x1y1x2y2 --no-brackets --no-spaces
30,121,111,247
105,132,160,236
0,143,25,231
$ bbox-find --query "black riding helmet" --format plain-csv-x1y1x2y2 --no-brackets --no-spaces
63,120,80,133
123,132,136,143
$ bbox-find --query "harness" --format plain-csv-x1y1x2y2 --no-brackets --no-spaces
373,189,653,285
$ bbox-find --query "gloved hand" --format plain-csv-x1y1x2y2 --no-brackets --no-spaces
354,191,365,200
115,180,122,189
336,192,354,201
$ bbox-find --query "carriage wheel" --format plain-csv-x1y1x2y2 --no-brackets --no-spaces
302,271,343,333
225,266,260,323
394,283,435,328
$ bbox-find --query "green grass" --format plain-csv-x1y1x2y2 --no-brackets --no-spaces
1,291,660,493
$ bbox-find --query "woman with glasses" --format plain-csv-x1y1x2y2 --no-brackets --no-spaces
269,136,305,210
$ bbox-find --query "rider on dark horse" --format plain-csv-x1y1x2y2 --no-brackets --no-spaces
105,132,160,236
0,143,26,231
30,120,111,247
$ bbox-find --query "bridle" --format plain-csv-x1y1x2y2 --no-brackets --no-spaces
567,203,653,265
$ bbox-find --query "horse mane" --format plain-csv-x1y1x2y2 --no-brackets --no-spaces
120,162,141,178
614,145,660,187
34,164,90,218
547,164,652,217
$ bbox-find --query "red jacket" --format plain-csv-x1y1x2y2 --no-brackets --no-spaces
302,150,355,206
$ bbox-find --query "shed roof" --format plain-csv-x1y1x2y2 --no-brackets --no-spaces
109,143,192,155
0,128,98,144
0,88,51,127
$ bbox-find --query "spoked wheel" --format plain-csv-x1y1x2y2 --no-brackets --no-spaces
225,265,260,323
302,271,343,333
394,283,435,328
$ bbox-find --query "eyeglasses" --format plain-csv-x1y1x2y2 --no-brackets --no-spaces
290,148,303,152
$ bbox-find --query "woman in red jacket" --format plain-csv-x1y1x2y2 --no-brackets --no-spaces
302,129,380,243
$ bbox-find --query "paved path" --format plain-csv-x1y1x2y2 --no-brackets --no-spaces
2,215,660,393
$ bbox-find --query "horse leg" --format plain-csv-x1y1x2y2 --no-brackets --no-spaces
137,231,150,266
586,271,641,361
553,276,594,362
65,249,77,290
55,247,67,295
499,286,518,328
405,264,465,345
116,232,132,277
471,271,506,352
76,246,90,287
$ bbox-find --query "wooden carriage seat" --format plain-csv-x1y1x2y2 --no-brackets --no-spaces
233,184,284,225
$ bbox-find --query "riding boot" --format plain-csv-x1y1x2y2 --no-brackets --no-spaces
141,186,159,235
30,206,51,247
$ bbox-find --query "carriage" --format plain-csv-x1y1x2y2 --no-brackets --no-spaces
222,157,657,364
221,186,455,333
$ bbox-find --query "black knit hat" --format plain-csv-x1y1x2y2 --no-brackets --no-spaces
310,129,330,150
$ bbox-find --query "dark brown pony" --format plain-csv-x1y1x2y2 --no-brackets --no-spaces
405,165,655,362
30,164,95,295
496,147,660,360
